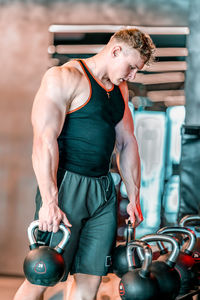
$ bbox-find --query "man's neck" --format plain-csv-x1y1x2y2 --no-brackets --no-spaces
84,52,112,87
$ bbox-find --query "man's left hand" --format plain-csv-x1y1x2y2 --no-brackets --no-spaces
126,196,143,228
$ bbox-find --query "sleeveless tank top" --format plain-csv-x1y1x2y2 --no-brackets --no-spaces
57,59,125,177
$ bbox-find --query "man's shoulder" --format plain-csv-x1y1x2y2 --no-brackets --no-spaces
45,60,83,83
61,59,82,74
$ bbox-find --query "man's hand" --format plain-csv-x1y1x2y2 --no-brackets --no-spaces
126,194,143,228
39,202,72,233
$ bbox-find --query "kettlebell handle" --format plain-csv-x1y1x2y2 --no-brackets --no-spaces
126,219,135,244
27,220,71,253
127,240,153,277
137,234,180,268
179,215,200,227
157,226,196,255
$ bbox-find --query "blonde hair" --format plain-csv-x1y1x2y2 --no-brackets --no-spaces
111,28,155,64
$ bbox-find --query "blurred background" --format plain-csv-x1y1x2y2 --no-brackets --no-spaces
1,0,200,298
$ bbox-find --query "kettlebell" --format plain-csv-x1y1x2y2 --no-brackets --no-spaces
156,226,196,295
119,240,160,300
23,220,71,286
112,220,141,277
179,215,200,289
137,234,181,300
179,215,200,258
151,241,168,261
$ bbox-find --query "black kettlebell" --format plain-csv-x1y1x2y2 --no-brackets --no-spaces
119,240,160,300
23,220,71,286
112,220,141,277
137,234,181,300
179,215,200,289
156,226,196,295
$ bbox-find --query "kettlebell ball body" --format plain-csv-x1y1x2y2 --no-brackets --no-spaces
24,246,65,286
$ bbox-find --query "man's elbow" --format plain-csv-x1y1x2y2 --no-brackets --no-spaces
119,136,137,152
115,140,124,154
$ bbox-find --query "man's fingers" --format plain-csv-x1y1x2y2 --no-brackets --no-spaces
38,205,72,234
130,216,136,227
47,224,53,232
41,222,48,232
126,203,144,228
52,224,59,233
126,211,136,227
62,214,72,227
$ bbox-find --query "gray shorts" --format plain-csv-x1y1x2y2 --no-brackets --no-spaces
34,168,118,281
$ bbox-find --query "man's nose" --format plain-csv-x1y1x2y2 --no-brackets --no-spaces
131,69,138,80
128,69,138,81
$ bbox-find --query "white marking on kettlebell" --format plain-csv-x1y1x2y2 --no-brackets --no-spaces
34,261,47,274
119,282,125,296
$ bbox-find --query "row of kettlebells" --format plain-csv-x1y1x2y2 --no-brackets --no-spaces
112,215,200,300
22,215,200,299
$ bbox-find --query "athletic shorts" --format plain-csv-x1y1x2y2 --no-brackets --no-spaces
34,168,118,281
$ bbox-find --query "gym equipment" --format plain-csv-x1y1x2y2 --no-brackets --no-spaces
156,226,196,295
119,240,160,300
137,234,181,300
112,221,141,277
151,240,168,261
23,220,71,286
119,198,129,217
179,215,200,257
179,215,200,289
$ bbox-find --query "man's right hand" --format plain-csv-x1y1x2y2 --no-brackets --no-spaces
38,202,72,233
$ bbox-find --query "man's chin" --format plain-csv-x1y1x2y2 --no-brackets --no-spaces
117,79,125,85
112,79,122,86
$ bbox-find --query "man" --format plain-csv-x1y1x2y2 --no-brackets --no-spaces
14,27,155,300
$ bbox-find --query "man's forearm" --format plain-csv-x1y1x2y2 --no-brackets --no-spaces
32,134,59,205
116,136,141,202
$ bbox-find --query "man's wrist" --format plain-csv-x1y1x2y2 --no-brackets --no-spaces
133,184,140,192
42,196,58,207
128,186,140,201
129,184,140,196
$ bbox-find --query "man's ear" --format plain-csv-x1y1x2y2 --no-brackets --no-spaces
112,45,122,57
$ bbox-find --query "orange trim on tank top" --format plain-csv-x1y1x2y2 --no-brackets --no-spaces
119,84,127,118
67,60,92,114
81,59,114,92
119,84,126,106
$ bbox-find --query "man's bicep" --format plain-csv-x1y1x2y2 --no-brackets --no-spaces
34,100,65,140
31,72,67,139
115,104,135,151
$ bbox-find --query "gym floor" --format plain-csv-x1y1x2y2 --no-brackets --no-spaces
0,274,121,300
3,274,200,300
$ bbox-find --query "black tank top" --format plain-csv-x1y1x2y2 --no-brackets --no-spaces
57,59,125,177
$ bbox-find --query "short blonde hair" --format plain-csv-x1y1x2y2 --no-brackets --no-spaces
111,28,155,64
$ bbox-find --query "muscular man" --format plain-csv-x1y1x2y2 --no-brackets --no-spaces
14,28,155,300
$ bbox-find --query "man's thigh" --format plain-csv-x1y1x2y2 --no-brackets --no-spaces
71,178,118,277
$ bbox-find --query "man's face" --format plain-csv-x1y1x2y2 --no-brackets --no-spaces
108,46,145,85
